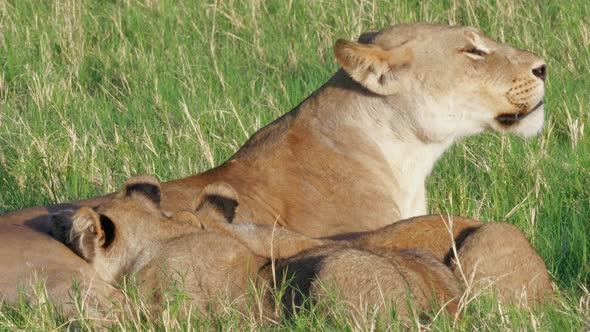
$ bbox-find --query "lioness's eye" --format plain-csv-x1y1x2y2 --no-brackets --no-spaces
465,47,487,57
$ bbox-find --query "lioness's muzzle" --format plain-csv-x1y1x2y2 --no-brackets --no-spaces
495,100,544,126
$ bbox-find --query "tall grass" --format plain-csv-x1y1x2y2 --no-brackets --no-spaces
0,0,589,330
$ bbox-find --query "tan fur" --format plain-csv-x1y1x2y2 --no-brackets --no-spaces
351,215,553,304
351,215,483,262
52,176,462,320
268,246,461,320
51,177,321,317
1,24,547,307
198,216,463,320
0,224,121,320
219,214,552,306
449,223,553,303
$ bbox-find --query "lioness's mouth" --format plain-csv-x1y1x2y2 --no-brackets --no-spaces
495,100,544,126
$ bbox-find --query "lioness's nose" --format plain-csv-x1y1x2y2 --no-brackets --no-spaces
532,64,547,81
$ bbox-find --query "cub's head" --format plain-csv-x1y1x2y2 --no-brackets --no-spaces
51,175,240,284
334,23,546,140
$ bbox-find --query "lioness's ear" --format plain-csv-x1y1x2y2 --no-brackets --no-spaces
120,174,161,207
193,182,239,224
334,38,413,95
67,207,115,262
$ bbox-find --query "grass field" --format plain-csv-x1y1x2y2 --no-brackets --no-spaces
0,0,589,330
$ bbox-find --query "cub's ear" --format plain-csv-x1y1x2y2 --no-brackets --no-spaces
334,38,413,95
119,174,161,207
357,29,379,44
193,182,239,224
54,207,116,262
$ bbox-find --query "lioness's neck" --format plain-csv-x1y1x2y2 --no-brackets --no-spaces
292,73,455,218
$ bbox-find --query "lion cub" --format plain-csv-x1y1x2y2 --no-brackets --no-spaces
52,175,462,320
51,175,310,316
350,215,554,304
207,211,553,310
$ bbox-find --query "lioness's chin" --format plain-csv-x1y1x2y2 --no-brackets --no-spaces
498,107,545,138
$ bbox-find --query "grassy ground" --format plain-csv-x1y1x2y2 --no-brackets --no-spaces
0,0,588,330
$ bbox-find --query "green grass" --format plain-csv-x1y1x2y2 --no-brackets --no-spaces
0,0,589,330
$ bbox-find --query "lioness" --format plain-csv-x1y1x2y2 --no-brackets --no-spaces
1,24,547,305
53,175,462,320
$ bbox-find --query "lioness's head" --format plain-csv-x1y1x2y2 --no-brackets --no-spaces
51,175,240,284
334,24,546,140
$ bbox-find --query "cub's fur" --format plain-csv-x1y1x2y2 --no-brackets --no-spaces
351,215,553,303
53,176,462,320
211,214,553,306
54,177,552,321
